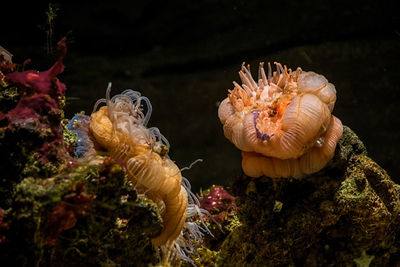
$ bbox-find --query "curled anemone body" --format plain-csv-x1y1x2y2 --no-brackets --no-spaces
89,84,209,260
218,62,343,178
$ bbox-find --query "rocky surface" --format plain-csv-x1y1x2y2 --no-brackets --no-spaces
0,156,163,266
0,46,163,266
217,126,400,266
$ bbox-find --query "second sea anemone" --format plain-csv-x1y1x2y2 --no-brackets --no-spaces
218,62,343,178
88,83,210,263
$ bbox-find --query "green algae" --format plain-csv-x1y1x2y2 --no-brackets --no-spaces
0,157,163,266
217,126,400,266
192,248,219,267
61,118,78,155
0,47,168,266
0,86,20,112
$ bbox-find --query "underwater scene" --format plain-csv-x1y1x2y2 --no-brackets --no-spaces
0,1,399,266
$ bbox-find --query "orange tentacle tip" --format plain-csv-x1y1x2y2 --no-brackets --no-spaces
218,61,343,178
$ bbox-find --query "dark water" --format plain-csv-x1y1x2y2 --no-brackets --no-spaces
2,0,399,191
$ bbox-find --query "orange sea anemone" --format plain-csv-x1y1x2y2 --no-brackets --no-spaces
218,62,343,178
89,83,211,263
89,87,186,246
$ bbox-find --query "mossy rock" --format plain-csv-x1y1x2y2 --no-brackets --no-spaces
217,126,400,266
0,157,163,266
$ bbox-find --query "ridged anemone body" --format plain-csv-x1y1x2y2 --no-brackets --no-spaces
218,62,343,178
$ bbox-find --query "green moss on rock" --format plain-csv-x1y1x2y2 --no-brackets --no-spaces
62,118,78,155
0,157,163,266
0,47,165,266
217,126,400,266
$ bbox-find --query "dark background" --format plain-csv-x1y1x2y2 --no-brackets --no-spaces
1,0,399,190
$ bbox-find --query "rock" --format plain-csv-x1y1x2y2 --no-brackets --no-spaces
0,156,163,266
0,44,164,266
217,126,400,266
0,38,70,207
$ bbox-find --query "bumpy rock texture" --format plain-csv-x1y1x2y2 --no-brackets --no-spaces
217,126,400,266
0,157,163,266
0,39,70,208
0,45,163,266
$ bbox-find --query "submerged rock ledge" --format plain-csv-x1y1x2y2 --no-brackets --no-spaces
217,126,400,266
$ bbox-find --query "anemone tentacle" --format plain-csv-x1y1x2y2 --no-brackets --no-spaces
89,83,210,264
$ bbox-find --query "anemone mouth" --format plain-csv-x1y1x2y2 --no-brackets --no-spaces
252,110,274,141
227,62,300,117
252,96,289,142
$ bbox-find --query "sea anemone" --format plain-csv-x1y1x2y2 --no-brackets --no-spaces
218,62,343,178
89,83,210,263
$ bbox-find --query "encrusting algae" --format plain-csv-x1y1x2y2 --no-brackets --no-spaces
0,40,165,266
216,126,400,266
0,38,70,207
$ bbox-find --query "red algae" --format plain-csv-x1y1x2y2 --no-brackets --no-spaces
5,37,66,98
200,185,237,226
0,37,70,178
44,182,95,246
2,37,67,121
200,186,236,217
